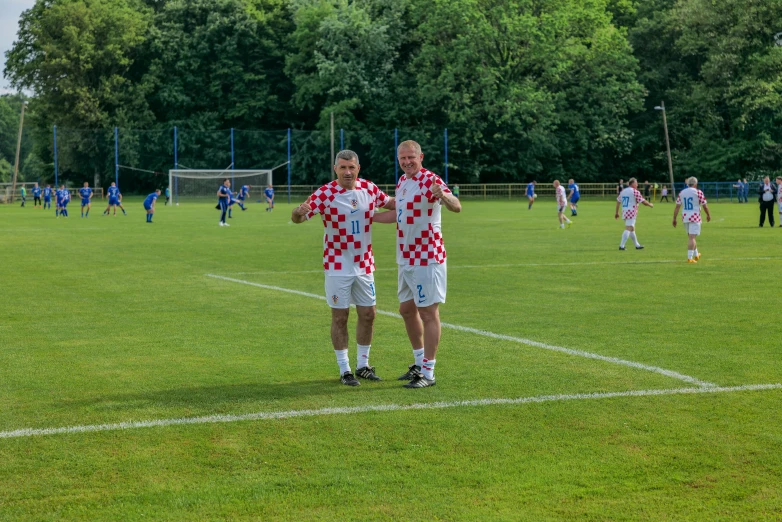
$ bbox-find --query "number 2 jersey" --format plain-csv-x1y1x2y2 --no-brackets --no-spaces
676,187,707,223
305,179,390,276
395,168,452,266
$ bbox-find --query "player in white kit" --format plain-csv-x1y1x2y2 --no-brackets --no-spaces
615,178,654,250
673,177,711,263
291,150,395,386
553,180,572,228
777,176,782,227
374,140,461,388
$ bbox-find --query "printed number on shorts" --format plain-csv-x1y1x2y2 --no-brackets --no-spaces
684,197,693,211
417,284,426,301
369,282,375,297
622,196,630,208
397,209,403,223
351,220,360,234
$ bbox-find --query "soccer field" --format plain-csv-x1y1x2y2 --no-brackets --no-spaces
1,198,781,520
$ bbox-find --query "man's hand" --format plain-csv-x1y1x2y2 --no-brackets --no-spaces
291,201,312,223
615,213,619,220
432,184,445,199
706,214,711,222
672,218,677,228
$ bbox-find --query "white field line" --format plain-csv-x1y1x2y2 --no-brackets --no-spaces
205,274,716,388
223,257,782,275
2,384,779,439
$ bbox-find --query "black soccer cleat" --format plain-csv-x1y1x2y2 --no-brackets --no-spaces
397,364,421,381
340,371,360,386
355,366,381,381
635,245,645,250
619,246,626,251
403,371,436,388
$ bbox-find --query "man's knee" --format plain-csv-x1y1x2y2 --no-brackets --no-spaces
399,300,418,319
356,306,376,323
331,308,350,328
417,304,440,323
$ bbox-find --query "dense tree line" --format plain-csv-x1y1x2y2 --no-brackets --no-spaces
3,0,781,190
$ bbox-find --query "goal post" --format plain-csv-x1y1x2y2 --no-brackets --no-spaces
168,169,272,205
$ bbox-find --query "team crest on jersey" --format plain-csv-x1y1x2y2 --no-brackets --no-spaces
350,199,358,210
331,295,339,304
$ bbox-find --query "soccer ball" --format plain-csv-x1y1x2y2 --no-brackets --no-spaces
533,194,538,199
176,203,179,206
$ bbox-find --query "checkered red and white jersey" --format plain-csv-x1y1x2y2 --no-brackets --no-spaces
778,187,782,205
556,185,567,207
305,179,390,275
395,168,451,266
676,187,707,223
618,187,645,220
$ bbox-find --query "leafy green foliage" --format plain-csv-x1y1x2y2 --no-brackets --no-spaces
2,0,781,186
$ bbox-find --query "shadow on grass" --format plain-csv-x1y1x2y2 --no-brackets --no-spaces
65,379,364,412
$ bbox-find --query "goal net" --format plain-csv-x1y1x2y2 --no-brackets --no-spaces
168,169,272,205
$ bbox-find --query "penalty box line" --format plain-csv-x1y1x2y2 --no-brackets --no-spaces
205,274,717,388
1,384,779,439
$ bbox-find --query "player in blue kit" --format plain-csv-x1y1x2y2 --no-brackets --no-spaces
32,183,42,208
227,187,246,219
567,179,580,216
526,181,536,210
217,179,232,226
43,185,53,210
237,184,250,206
144,189,161,223
103,182,127,216
164,187,170,206
57,185,70,217
79,182,93,217
264,184,274,212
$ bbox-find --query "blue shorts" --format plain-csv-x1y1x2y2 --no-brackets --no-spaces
62,201,69,207
109,197,120,206
44,197,51,203
570,196,580,204
144,203,152,211
81,199,91,206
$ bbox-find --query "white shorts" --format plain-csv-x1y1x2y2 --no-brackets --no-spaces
624,218,637,227
558,205,566,213
684,222,701,236
398,262,447,307
324,274,376,309
778,203,782,213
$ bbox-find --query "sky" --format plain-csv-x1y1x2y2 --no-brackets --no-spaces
0,0,37,95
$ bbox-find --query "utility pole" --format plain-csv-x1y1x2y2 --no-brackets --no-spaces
655,101,676,198
330,112,335,180
10,101,26,203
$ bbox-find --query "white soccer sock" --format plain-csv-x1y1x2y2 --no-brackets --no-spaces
688,250,693,259
565,217,572,224
694,248,699,257
335,349,350,375
357,344,370,369
422,358,436,380
413,348,424,368
620,230,630,247
560,224,565,228
629,232,640,247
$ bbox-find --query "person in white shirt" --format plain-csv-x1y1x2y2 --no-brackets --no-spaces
673,177,711,263
553,180,572,229
615,178,654,250
777,176,782,227
758,175,777,227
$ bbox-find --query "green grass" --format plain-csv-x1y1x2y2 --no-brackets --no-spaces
1,197,781,521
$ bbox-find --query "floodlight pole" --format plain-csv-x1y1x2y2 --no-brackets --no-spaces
173,126,178,205
10,101,26,203
330,112,335,180
53,125,58,189
444,128,449,185
340,128,344,150
287,128,291,204
655,101,676,198
394,128,399,185
230,128,235,186
114,127,119,187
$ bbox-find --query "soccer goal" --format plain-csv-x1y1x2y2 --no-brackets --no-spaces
168,169,272,205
